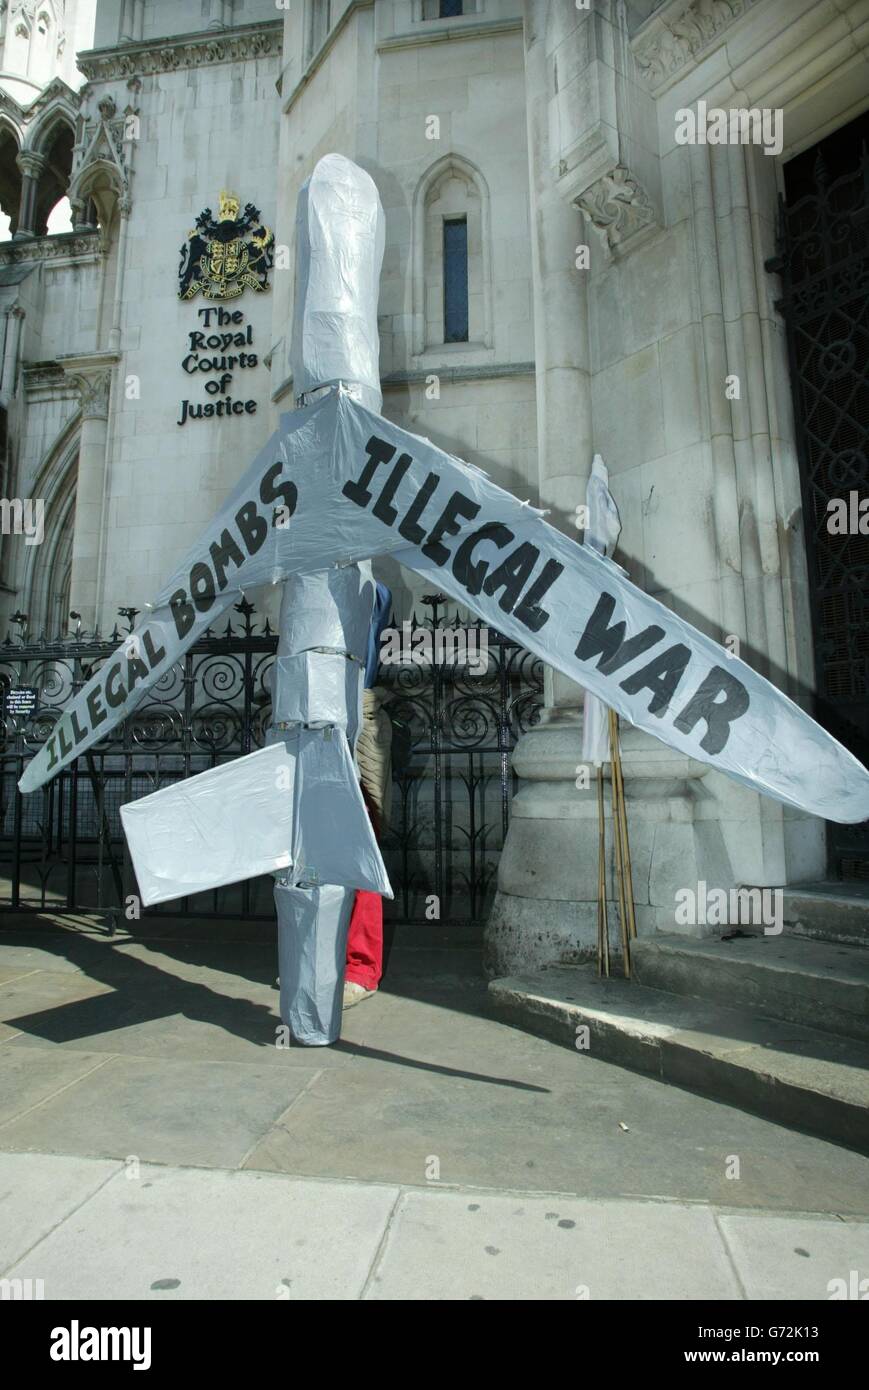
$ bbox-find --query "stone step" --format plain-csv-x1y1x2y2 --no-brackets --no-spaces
779,882,869,948
488,966,869,1155
631,934,869,1044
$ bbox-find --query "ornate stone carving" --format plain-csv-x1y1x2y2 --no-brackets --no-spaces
0,231,102,265
15,149,46,179
73,370,112,420
10,0,67,54
575,165,658,255
12,0,37,39
23,362,68,394
21,75,78,120
77,20,282,81
633,0,761,88
67,92,135,214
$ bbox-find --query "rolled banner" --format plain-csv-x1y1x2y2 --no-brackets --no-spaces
582,453,622,768
291,153,384,414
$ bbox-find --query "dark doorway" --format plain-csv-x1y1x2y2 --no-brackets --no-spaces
770,112,869,879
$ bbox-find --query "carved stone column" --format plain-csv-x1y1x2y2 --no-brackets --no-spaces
486,0,732,978
1,305,25,402
109,194,132,352
60,355,118,629
69,196,88,232
206,0,233,31
119,0,144,42
486,0,596,973
14,151,46,240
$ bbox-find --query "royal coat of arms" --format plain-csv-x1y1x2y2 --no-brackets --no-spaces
178,190,274,301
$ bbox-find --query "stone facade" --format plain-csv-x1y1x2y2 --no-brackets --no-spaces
0,0,866,965
488,0,869,973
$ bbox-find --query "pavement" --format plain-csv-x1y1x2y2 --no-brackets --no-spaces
1,914,868,1300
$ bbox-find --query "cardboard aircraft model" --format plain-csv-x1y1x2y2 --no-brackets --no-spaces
18,155,869,1044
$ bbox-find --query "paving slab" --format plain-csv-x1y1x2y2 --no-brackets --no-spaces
4,978,288,1062
366,1190,741,1300
1,931,868,1217
4,1159,400,1300
0,969,115,1027
245,990,869,1214
0,930,391,1066
0,965,43,986
0,1054,322,1168
4,1150,869,1302
0,1047,112,1128
0,1151,121,1271
718,1212,869,1301
0,928,111,974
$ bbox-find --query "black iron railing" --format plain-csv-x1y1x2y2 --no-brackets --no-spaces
0,597,542,924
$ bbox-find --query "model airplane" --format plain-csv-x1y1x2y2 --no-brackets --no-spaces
18,156,869,1045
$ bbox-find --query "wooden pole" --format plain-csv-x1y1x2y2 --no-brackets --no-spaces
611,717,637,945
596,765,610,977
608,708,634,977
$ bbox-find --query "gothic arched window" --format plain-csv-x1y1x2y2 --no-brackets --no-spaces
413,154,492,356
0,125,23,240
32,121,74,237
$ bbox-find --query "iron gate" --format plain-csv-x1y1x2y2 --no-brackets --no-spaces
768,138,869,878
0,598,542,924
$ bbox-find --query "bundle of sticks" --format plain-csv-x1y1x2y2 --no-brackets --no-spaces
596,708,637,978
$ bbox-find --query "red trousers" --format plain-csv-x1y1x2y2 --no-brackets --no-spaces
345,788,383,991
345,889,383,990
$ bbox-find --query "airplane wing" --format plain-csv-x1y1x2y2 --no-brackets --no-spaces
20,387,869,827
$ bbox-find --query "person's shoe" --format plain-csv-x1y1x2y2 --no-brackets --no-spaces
343,980,376,1009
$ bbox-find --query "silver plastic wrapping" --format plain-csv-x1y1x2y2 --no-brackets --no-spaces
22,385,869,824
276,883,354,1046
272,652,362,732
272,562,374,739
265,727,388,896
290,153,385,413
277,564,375,660
268,530,376,1044
582,455,621,767
120,743,294,906
120,731,390,907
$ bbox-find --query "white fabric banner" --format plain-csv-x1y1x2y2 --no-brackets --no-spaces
20,388,869,826
582,453,622,768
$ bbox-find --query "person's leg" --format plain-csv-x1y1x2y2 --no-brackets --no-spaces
345,888,383,991
346,691,390,1001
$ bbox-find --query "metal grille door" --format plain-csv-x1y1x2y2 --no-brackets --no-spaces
768,136,869,877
